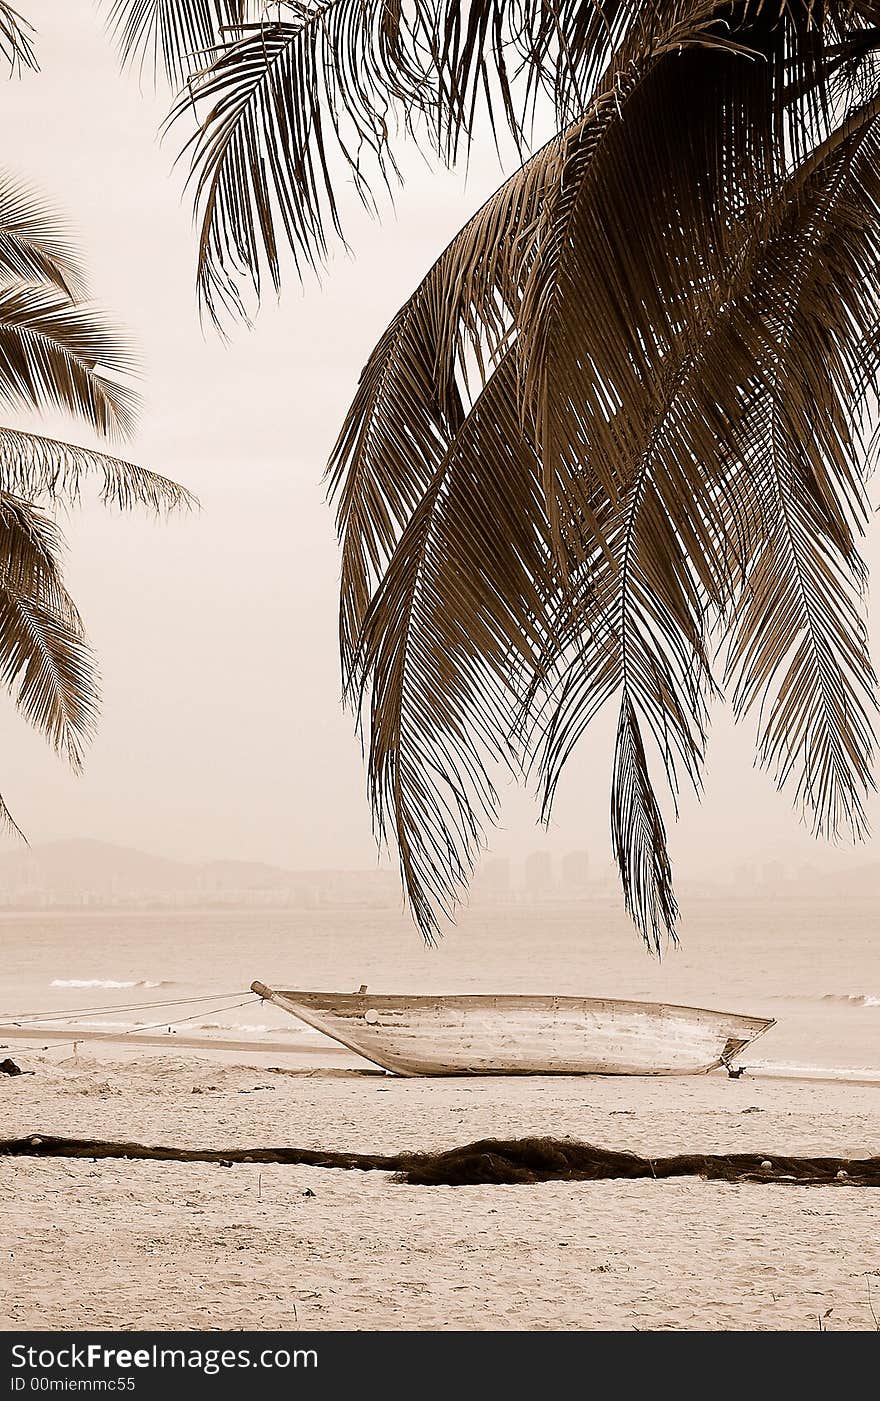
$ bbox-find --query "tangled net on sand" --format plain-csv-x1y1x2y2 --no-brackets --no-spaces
2,1135,879,1186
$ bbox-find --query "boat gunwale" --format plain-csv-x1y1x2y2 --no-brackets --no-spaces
254,984,776,1034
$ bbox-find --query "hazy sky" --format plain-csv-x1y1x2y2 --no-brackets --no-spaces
0,1,878,883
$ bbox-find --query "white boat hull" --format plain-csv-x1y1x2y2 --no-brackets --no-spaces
251,983,774,1077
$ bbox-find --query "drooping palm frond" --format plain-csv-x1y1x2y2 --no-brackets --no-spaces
337,6,880,947
507,26,784,944
112,1,559,316
330,0,735,689
340,33,726,943
0,282,139,437
530,98,880,938
0,177,192,510
129,0,715,322
166,4,438,323
329,115,575,683
0,174,88,299
0,426,195,511
724,109,880,843
104,0,247,86
0,14,195,838
342,16,780,945
0,2,36,73
123,0,878,322
0,491,99,770
350,350,568,938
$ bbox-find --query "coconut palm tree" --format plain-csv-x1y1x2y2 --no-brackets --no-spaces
0,4,191,831
109,0,880,947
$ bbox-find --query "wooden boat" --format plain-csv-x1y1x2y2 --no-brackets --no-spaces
251,982,774,1077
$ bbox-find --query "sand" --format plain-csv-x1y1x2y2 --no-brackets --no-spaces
2,1039,879,1332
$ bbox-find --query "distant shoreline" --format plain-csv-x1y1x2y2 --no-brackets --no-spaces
0,891,876,916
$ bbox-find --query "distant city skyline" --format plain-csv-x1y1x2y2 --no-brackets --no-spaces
0,836,875,913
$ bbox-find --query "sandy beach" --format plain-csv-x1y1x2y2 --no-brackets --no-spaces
2,1037,878,1332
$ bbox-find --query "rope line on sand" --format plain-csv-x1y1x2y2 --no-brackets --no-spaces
0,991,252,1027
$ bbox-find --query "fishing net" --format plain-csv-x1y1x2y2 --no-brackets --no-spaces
2,1134,878,1186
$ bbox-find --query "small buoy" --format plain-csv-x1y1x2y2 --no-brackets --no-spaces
364,1009,380,1025
836,1169,848,1180
760,1160,773,1170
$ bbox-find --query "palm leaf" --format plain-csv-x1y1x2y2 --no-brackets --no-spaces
0,174,87,300
329,117,574,683
0,491,98,769
344,10,880,947
167,5,434,323
104,0,247,86
533,98,880,939
159,0,715,322
724,113,880,840
0,282,139,437
0,425,195,511
0,1,36,72
351,349,566,938
510,33,778,944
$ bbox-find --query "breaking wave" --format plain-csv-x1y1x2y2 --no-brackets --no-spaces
821,993,880,1007
50,979,176,990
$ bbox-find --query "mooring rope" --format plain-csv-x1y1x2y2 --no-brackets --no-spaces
0,990,252,1028
115,996,257,1037
0,992,260,1054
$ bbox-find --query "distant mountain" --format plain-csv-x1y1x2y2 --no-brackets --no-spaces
0,838,190,896
0,838,398,909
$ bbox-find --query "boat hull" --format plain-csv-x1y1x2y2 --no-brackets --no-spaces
251,984,774,1077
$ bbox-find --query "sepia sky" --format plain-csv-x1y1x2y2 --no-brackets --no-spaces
0,0,878,882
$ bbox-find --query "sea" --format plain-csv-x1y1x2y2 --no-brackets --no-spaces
1,895,877,1079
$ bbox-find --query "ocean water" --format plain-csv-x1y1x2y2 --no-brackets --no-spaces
1,895,877,1076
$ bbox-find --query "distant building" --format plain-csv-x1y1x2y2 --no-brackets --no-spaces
758,859,785,894
561,849,589,892
524,850,553,896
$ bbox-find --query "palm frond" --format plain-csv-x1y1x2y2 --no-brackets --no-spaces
0,788,24,837
0,282,139,437
329,118,570,683
131,0,880,325
611,694,679,948
160,0,701,323
0,2,36,73
0,173,88,300
168,5,435,323
351,350,565,939
0,425,195,511
535,98,880,939
104,0,247,86
341,9,880,947
0,491,98,769
510,34,778,944
724,113,880,841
